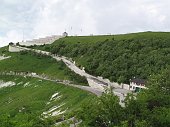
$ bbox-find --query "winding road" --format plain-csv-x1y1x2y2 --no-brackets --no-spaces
8,45,132,106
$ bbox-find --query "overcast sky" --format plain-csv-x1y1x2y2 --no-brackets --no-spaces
0,0,170,47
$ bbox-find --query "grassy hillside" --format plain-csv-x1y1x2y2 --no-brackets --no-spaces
38,31,170,46
0,46,93,126
34,32,170,84
0,47,88,85
0,32,169,127
0,75,95,127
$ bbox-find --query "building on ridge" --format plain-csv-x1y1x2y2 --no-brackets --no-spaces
63,32,68,37
129,78,147,92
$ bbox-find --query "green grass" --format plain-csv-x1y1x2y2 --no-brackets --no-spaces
32,31,170,83
56,35,115,44
51,31,170,45
0,75,95,126
0,48,88,85
0,46,8,55
34,32,170,51
0,52,65,79
0,46,93,126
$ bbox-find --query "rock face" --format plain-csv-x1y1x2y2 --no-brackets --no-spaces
0,80,16,89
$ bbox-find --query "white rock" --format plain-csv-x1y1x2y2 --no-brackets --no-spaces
50,92,59,101
23,82,30,87
0,81,16,88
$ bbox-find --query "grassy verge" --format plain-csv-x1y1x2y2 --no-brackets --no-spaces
0,75,95,127
0,47,88,86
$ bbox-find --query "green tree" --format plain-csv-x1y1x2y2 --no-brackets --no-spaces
78,88,124,127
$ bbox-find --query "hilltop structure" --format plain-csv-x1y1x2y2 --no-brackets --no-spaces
62,32,68,37
19,35,62,46
18,32,68,46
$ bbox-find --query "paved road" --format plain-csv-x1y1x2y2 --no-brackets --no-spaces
68,84,103,96
16,46,122,88
14,46,132,106
0,71,102,96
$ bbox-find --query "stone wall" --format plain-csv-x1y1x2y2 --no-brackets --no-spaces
19,35,64,46
0,71,62,82
8,45,29,52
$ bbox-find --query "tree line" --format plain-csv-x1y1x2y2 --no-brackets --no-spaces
77,68,170,127
36,34,170,84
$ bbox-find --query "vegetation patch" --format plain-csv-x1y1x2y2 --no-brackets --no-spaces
77,68,170,127
0,49,88,86
0,75,95,127
34,32,170,84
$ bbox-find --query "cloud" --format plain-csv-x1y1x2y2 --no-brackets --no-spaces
32,0,97,37
0,30,23,47
0,0,170,47
87,0,169,34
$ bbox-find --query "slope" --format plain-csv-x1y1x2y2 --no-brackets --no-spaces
0,75,94,127
0,47,88,86
33,32,170,84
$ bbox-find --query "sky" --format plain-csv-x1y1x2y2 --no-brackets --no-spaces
0,0,170,47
